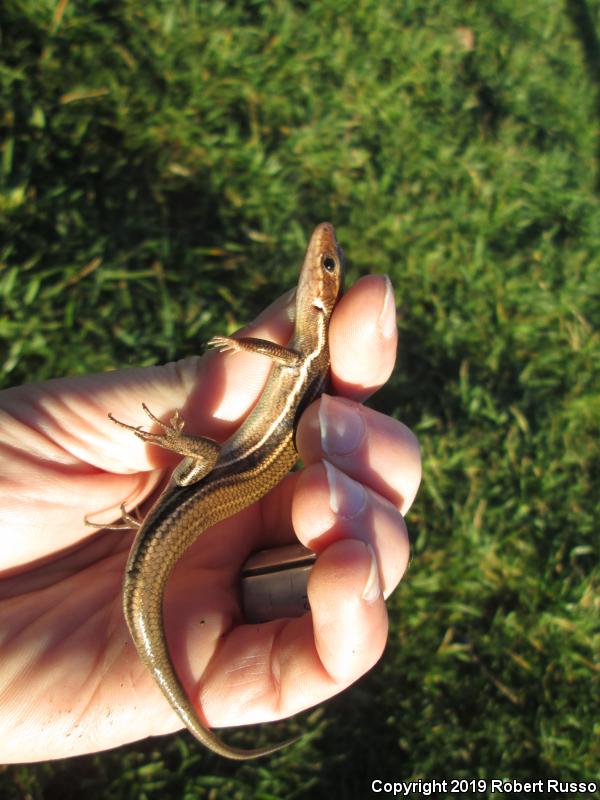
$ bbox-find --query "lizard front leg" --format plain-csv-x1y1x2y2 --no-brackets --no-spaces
208,336,302,368
108,403,221,486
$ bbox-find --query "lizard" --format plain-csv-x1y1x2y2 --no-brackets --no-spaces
105,222,345,759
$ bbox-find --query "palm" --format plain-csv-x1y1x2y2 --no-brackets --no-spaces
0,368,297,754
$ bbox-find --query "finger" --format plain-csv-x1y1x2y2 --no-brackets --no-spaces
329,274,397,401
254,448,410,601
296,394,421,515
197,538,388,727
292,462,410,600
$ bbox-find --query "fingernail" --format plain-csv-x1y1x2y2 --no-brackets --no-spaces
319,394,366,456
323,459,367,519
378,276,397,340
362,543,381,604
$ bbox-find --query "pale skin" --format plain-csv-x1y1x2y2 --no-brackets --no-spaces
0,274,421,762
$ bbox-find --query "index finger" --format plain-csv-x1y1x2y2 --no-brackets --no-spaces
330,274,398,401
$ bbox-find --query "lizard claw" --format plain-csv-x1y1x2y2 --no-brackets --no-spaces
208,335,238,354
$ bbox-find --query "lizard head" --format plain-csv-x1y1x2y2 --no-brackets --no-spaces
296,222,345,323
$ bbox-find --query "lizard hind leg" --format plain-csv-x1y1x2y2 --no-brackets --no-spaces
85,502,143,530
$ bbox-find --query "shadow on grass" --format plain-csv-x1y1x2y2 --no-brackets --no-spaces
564,0,600,191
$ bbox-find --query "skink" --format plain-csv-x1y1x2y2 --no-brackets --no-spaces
108,223,344,759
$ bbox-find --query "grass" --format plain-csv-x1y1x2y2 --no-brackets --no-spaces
1,0,599,797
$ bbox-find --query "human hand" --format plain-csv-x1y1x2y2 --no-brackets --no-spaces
0,274,421,761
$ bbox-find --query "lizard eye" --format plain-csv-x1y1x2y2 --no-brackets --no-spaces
323,255,336,272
